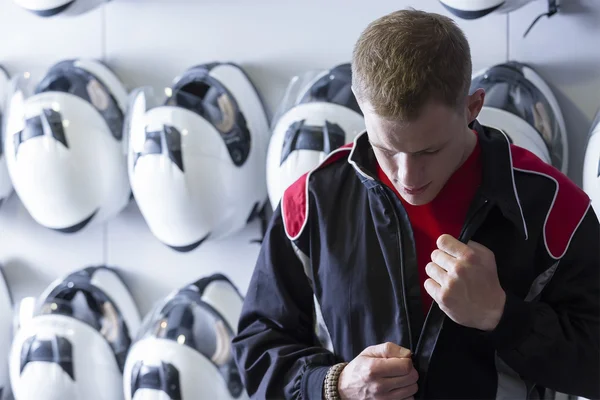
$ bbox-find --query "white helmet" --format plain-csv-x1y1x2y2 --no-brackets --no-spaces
583,110,600,215
123,274,248,400
9,266,141,400
126,62,270,252
3,59,130,233
266,63,365,208
438,0,535,18
0,266,13,400
471,61,567,172
439,0,560,36
0,67,13,208
11,0,107,17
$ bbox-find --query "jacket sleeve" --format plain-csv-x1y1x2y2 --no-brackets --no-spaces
231,205,337,399
487,206,600,399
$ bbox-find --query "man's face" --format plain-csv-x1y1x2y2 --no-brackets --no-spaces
361,96,482,206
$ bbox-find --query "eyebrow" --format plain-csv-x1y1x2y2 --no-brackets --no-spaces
369,141,393,152
370,141,440,156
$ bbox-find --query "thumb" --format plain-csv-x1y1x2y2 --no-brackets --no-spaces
361,342,412,359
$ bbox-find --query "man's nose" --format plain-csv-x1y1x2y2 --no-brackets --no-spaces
397,153,424,186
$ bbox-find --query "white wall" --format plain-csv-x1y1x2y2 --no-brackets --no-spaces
0,0,598,320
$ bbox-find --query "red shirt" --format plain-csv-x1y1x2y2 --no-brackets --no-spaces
376,136,482,315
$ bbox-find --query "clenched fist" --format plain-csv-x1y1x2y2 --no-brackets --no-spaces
424,234,506,331
338,342,418,400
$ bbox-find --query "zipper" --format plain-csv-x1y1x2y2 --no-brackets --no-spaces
381,189,414,350
457,196,490,243
413,194,491,398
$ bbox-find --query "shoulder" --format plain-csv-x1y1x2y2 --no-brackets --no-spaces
510,144,591,259
281,144,354,241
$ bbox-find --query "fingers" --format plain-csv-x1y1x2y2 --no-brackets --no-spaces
436,234,471,259
430,248,454,271
425,261,449,286
424,277,441,300
377,368,419,392
361,342,412,359
368,356,415,378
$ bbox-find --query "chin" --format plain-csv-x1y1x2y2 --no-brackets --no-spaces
397,183,439,206
400,192,434,206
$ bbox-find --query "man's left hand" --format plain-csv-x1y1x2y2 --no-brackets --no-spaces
424,234,506,331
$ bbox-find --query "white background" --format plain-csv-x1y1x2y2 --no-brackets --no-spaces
0,0,598,322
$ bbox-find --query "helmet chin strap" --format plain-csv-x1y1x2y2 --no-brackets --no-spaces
523,0,560,38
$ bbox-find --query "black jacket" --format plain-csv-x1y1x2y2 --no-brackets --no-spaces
232,122,600,400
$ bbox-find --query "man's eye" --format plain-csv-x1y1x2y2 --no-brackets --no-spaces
376,148,395,157
424,149,440,155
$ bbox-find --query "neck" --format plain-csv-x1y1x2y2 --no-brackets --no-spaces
457,127,478,168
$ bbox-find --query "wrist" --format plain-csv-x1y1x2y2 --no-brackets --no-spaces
323,362,348,400
483,290,507,331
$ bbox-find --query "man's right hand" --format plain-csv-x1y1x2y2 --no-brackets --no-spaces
337,342,419,400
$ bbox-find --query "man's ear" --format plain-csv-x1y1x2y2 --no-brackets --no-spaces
466,88,485,124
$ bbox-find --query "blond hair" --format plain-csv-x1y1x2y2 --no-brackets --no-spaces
352,9,472,120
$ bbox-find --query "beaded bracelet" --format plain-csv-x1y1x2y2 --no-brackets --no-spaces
324,362,349,400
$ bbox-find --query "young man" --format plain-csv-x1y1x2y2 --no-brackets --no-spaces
232,9,600,400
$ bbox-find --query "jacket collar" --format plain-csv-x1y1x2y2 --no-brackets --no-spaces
348,120,529,240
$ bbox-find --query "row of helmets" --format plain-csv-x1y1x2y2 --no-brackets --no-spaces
0,265,249,400
12,0,555,20
0,60,270,252
0,58,598,249
0,59,362,252
11,0,561,41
